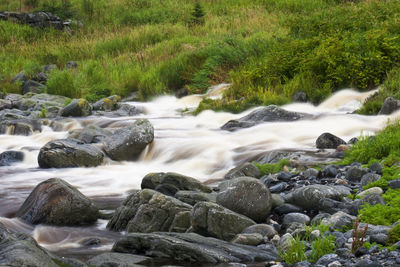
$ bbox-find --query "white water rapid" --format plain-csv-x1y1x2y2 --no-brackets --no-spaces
1,85,399,257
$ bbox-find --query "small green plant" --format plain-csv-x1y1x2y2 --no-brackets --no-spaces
351,217,368,254
388,223,400,244
279,235,307,265
40,107,47,118
254,159,291,176
308,234,336,263
190,1,205,26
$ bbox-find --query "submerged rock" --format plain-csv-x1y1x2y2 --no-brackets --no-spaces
221,105,303,131
378,97,400,115
316,132,346,149
38,139,104,168
112,232,277,264
0,150,24,166
103,119,154,161
17,178,99,226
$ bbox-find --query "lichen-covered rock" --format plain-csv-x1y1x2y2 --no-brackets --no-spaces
107,189,192,233
175,191,217,205
16,178,99,225
103,119,154,161
92,95,120,111
59,98,92,117
190,201,255,241
38,139,104,168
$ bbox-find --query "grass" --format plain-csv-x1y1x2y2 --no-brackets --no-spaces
254,159,291,176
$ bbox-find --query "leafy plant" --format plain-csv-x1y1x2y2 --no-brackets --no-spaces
254,159,291,176
279,235,307,265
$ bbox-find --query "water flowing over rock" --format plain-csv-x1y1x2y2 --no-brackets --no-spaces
38,139,104,168
378,97,400,115
16,178,99,226
87,252,150,267
112,232,277,264
0,222,58,267
216,177,272,223
103,119,154,161
316,132,346,149
190,201,255,241
107,189,192,233
69,124,112,144
221,105,304,131
0,150,24,166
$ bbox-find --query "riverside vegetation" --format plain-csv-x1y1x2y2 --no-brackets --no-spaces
1,0,400,114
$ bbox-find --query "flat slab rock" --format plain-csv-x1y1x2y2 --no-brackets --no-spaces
112,232,277,264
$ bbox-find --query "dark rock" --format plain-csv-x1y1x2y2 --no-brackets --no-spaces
316,133,346,149
92,95,120,111
231,233,264,246
114,103,141,116
274,204,302,215
16,93,69,117
311,213,331,224
303,168,319,179
221,105,303,131
346,166,368,183
352,193,385,213
317,197,353,214
0,222,58,267
190,201,255,241
224,162,261,179
242,224,277,239
360,173,381,187
276,171,292,181
378,97,400,115
0,150,24,166
369,162,383,174
260,175,277,187
283,213,310,228
66,61,78,69
58,257,87,267
80,237,101,247
16,178,99,225
103,119,154,161
370,233,388,245
354,246,368,257
175,87,189,98
154,183,178,196
107,189,192,233
72,124,112,144
35,72,47,82
141,172,164,189
269,182,288,193
175,191,217,206
0,120,36,135
292,91,308,102
59,98,92,117
42,64,57,73
38,139,104,168
294,261,312,267
315,253,340,266
22,80,45,94
322,165,338,177
142,172,211,193
11,71,27,83
112,232,277,263
354,259,382,267
87,252,150,267
388,179,400,189
348,137,358,144
216,177,272,223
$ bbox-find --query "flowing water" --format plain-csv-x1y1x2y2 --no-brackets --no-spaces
0,85,399,258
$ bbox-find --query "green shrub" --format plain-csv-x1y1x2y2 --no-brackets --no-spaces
308,235,336,263
389,223,400,244
46,70,81,98
279,235,307,265
254,159,291,176
190,2,205,26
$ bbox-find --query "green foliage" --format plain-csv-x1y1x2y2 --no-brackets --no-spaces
279,235,307,265
24,0,39,8
190,1,205,25
389,223,400,244
46,69,81,98
308,235,336,263
38,0,75,20
81,0,94,20
254,159,291,176
39,107,47,118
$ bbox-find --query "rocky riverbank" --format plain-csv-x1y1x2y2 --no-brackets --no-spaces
0,89,400,267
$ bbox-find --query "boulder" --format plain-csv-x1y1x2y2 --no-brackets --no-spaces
69,124,111,144
282,213,310,228
190,201,255,241
0,99,12,111
0,120,37,135
107,189,192,233
360,173,381,187
38,139,104,168
175,191,217,205
92,95,120,111
16,178,99,225
22,80,45,95
59,98,92,117
216,177,272,223
112,232,277,264
0,222,58,267
221,105,303,131
231,233,264,246
0,150,24,166
103,119,154,161
241,224,278,239
224,162,262,179
378,97,400,115
16,93,69,117
346,166,368,183
316,133,346,149
87,252,150,267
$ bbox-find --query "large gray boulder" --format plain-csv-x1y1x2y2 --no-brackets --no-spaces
316,133,346,149
103,119,154,161
190,201,255,241
16,93,70,118
16,178,99,226
112,232,277,264
224,162,262,179
69,124,112,144
221,105,303,131
175,191,217,205
87,252,150,267
0,222,58,267
216,177,272,223
38,139,104,168
285,184,348,210
59,98,92,117
378,97,400,115
107,189,192,233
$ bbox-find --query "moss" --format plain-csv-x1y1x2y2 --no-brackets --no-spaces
389,224,400,244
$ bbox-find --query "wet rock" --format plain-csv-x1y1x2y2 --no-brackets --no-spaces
0,120,36,135
346,166,368,183
378,97,400,115
87,252,150,267
0,150,24,166
221,105,303,131
360,173,381,187
190,201,255,241
282,213,310,228
269,182,288,193
66,61,78,69
292,91,308,102
112,232,277,263
357,187,383,198
175,87,189,98
59,98,92,117
17,178,99,225
142,172,211,193
231,233,264,246
216,177,272,223
107,189,192,233
388,179,400,189
315,253,340,266
285,184,347,210
0,222,58,267
38,139,104,168
22,80,45,95
115,103,141,116
274,203,302,215
70,124,112,144
321,211,355,231
241,224,278,239
80,237,101,247
154,183,178,196
316,133,346,149
224,162,261,179
175,191,217,205
279,233,295,252
92,95,120,111
0,99,12,111
103,119,154,161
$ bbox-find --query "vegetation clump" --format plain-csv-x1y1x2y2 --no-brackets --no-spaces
254,158,291,176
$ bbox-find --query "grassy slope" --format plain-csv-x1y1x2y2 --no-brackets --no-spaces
1,0,400,109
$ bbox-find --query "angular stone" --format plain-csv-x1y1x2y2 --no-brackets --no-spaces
59,98,92,117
